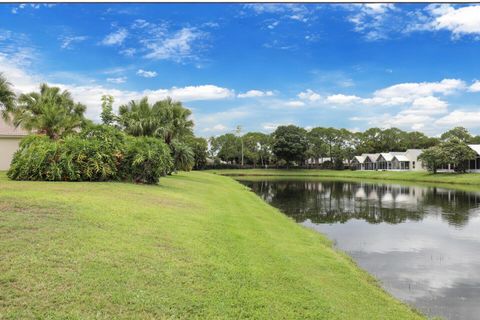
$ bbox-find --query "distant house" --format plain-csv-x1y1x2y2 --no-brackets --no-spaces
0,119,28,170
353,149,425,172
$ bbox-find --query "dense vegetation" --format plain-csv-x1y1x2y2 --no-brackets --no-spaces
0,73,208,183
210,125,480,171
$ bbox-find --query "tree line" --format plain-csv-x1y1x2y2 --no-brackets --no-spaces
209,125,480,171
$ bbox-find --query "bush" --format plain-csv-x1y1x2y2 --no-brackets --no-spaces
8,126,174,184
121,136,173,184
8,131,124,181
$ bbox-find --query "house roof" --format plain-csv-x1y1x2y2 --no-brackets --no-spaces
0,119,28,137
468,144,480,156
354,155,366,163
394,155,409,162
365,153,380,162
380,153,394,161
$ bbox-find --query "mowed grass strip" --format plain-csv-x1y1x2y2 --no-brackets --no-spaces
0,172,423,319
211,168,480,186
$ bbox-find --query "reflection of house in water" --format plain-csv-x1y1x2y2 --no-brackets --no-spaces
243,180,480,227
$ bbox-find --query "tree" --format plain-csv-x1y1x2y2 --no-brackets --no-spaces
441,127,472,143
272,125,308,165
419,145,447,174
307,127,329,165
442,137,477,173
11,83,86,140
243,132,272,167
0,73,16,122
209,133,241,163
171,140,195,172
118,97,193,145
100,95,116,125
187,136,208,170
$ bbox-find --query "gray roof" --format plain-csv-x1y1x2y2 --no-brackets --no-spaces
0,119,28,137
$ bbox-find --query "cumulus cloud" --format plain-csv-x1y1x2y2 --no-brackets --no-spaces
435,110,480,127
101,28,128,46
427,5,480,37
237,90,274,98
298,89,321,102
469,80,480,92
136,69,157,78
347,4,398,41
326,94,361,105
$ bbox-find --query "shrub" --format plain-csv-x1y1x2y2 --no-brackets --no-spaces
171,140,195,172
121,136,173,184
8,131,123,181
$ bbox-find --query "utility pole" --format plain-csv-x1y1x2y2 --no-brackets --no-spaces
235,125,244,167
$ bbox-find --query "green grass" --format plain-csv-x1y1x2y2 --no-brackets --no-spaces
0,171,423,319
209,168,480,187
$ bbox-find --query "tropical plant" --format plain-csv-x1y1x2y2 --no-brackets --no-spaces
171,140,195,172
100,95,116,126
121,136,173,184
186,136,209,170
11,83,86,139
118,97,194,145
0,73,16,121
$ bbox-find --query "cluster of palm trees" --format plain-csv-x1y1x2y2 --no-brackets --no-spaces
0,73,202,171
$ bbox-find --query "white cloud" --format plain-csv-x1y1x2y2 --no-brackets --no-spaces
237,90,274,98
143,27,206,62
147,85,234,102
284,100,305,107
59,35,88,49
406,96,448,115
427,5,480,36
435,110,480,127
202,124,228,133
136,69,158,78
469,80,480,92
120,48,136,57
298,89,321,102
347,4,397,41
101,28,128,46
106,77,127,84
326,94,361,105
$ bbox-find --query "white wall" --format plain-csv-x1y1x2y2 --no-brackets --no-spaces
0,137,22,170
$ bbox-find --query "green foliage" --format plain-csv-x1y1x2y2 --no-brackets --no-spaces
11,83,87,140
420,138,476,173
209,133,241,163
272,125,308,164
0,73,16,121
243,132,272,166
118,97,193,145
418,146,447,174
8,132,123,181
100,95,116,125
171,140,195,172
187,136,209,169
122,136,173,184
441,126,473,143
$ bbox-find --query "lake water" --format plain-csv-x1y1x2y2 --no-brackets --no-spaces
239,178,480,320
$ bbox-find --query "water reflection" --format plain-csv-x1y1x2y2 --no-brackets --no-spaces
245,180,480,227
240,179,480,320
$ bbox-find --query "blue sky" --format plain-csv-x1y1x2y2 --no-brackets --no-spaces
1,3,480,136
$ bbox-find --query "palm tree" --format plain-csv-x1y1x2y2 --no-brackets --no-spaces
0,73,16,121
119,97,194,145
12,83,86,139
172,140,195,172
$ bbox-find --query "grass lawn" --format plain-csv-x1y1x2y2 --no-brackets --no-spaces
0,171,422,319
210,168,480,186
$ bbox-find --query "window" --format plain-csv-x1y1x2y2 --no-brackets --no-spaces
412,161,415,169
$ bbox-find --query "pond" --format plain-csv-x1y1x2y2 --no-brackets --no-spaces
239,178,480,320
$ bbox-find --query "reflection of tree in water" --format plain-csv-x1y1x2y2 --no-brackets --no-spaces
242,180,480,227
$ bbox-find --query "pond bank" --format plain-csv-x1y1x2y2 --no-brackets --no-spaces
0,172,422,319
209,168,480,187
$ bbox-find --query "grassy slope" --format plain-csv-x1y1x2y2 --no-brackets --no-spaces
210,168,480,186
0,172,422,319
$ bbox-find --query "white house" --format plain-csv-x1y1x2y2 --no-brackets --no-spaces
0,119,28,170
353,149,425,172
